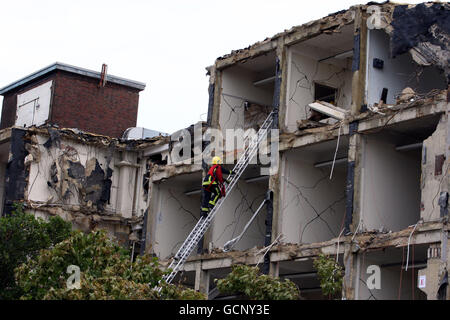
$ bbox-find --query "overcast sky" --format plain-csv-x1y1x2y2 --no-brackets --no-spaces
0,0,425,134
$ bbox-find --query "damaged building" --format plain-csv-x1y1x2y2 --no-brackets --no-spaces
0,1,449,300
0,62,166,254
144,1,450,300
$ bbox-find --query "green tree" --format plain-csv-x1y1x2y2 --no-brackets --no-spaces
313,253,343,298
0,203,72,299
215,264,300,300
15,229,205,300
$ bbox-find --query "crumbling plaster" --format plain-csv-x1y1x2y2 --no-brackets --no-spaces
182,1,450,299
0,1,448,300
0,125,168,246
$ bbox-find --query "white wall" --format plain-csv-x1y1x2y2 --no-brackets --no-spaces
360,135,421,232
16,80,52,127
420,116,448,222
210,180,267,251
26,133,144,218
219,66,273,131
151,173,201,259
280,149,347,244
366,30,446,107
285,49,352,132
357,254,425,300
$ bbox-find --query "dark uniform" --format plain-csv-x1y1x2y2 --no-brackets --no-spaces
201,164,233,218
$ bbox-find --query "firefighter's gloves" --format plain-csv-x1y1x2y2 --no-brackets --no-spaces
225,170,235,184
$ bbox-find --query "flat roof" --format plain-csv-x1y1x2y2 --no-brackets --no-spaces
0,62,146,95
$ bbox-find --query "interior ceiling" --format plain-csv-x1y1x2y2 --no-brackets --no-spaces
279,259,315,274
165,171,201,190
289,136,350,163
291,23,354,58
365,245,428,266
303,24,354,53
238,51,276,73
370,114,441,145
229,24,354,74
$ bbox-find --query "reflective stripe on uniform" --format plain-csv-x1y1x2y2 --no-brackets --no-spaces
209,193,220,206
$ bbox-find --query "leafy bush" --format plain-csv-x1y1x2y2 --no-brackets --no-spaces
215,264,300,300
313,253,343,298
0,203,72,299
15,229,205,300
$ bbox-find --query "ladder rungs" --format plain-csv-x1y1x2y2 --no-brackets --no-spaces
159,113,274,286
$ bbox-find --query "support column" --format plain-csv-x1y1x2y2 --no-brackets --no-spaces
350,7,368,116
418,243,446,300
342,243,357,299
440,232,449,300
210,67,222,129
345,122,362,234
115,152,138,219
145,181,160,255
195,262,210,297
206,68,216,127
262,190,274,274
269,261,279,278
267,38,285,276
4,128,28,215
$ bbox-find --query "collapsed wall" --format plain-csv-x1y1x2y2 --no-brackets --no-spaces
0,125,167,251
0,1,448,301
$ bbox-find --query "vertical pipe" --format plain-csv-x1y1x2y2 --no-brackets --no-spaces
262,190,274,274
206,83,215,126
272,56,281,130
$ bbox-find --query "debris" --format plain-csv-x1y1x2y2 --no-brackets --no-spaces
297,119,327,130
397,87,416,103
308,101,348,120
43,127,61,149
390,3,450,81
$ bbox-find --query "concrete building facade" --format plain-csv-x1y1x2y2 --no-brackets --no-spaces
0,2,449,300
144,1,449,300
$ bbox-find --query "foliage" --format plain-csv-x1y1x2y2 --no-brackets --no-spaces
215,264,300,300
0,203,72,299
313,253,343,298
15,229,205,300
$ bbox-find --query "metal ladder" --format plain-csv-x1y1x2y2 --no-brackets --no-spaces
158,112,274,288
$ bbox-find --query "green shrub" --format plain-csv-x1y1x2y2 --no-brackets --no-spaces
215,264,300,300
0,203,72,299
15,229,204,300
313,253,343,298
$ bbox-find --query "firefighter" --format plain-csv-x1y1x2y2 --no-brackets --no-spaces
201,156,233,218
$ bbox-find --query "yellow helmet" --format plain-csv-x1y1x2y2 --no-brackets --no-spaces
212,156,222,165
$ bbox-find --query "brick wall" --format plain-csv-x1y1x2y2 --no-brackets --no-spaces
51,71,140,138
1,70,140,137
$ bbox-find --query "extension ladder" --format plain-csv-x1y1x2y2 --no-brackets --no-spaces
158,112,274,288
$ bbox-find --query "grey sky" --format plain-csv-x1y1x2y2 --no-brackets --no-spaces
0,0,425,134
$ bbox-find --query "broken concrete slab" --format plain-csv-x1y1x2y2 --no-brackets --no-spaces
308,101,348,120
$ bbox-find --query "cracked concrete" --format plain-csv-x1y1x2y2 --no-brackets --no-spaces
0,1,449,300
